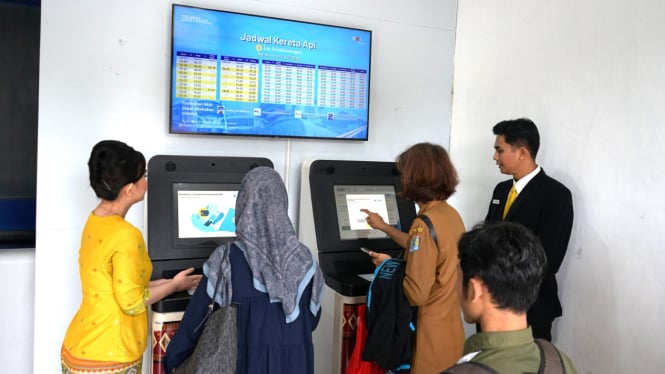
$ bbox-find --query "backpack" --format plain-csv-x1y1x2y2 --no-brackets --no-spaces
362,258,417,372
361,214,435,372
442,339,566,374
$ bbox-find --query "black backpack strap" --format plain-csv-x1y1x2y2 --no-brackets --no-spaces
417,214,438,247
534,339,566,374
442,361,499,374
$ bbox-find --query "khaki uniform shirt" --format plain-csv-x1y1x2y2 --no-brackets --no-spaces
403,200,466,373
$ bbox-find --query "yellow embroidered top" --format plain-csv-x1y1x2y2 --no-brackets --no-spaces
62,213,152,363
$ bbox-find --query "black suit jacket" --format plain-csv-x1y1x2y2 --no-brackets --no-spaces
485,169,573,320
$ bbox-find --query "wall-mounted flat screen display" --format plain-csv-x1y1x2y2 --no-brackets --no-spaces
333,185,402,240
170,4,372,140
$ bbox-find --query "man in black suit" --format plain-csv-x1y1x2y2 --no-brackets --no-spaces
485,118,574,341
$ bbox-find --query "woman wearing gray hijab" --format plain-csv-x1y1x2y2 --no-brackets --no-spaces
164,166,324,373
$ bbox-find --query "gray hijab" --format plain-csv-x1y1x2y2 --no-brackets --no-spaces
204,166,324,323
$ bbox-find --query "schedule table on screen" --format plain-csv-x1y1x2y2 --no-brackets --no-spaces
317,65,367,109
261,60,315,105
219,56,259,103
174,52,218,100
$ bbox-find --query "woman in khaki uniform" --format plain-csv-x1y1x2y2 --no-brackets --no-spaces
363,142,465,373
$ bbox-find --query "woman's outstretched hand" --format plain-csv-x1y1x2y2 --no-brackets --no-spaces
367,250,391,267
173,267,202,292
360,209,388,231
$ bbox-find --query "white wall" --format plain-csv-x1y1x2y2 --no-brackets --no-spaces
0,249,34,373
451,0,665,372
26,0,458,373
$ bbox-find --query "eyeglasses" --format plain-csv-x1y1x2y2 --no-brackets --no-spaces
133,170,147,183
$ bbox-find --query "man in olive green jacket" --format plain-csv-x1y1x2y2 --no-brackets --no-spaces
443,222,576,374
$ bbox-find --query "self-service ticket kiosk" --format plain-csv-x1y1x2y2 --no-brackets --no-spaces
147,155,273,374
299,159,417,374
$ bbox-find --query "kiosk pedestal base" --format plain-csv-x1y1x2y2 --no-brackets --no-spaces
150,311,184,374
315,286,366,374
340,301,363,373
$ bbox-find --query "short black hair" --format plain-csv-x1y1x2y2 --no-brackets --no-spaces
492,118,540,159
88,140,146,200
458,222,547,313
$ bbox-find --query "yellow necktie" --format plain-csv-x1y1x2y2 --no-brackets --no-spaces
502,185,517,219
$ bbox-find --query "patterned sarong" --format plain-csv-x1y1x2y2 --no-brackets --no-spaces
61,346,142,374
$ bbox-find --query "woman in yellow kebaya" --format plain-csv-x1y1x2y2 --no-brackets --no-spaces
61,140,201,374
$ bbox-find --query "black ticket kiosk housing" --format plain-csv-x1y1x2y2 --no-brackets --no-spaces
308,159,417,296
147,155,273,312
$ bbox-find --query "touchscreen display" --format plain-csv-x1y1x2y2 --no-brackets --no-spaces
333,185,401,240
174,183,238,239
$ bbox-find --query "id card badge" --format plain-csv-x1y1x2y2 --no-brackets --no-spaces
409,227,423,252
409,235,420,252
